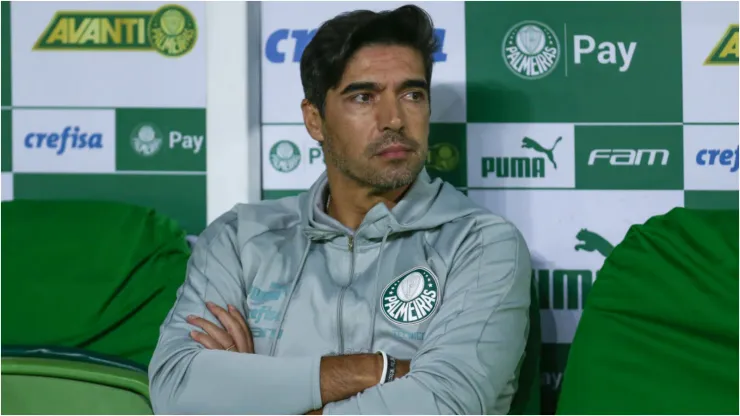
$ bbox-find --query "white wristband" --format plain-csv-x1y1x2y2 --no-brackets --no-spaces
377,350,389,385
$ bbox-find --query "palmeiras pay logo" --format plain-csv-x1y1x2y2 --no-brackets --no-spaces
270,140,301,173
381,268,440,325
131,123,163,156
502,21,561,79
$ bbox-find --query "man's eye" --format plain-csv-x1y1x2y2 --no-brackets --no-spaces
405,91,425,101
352,93,372,103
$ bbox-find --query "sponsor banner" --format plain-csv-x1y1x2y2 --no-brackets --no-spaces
466,123,575,189
12,173,206,233
681,2,739,123
575,125,684,190
465,1,683,123
116,108,206,172
12,109,116,173
261,1,466,123
11,1,206,107
683,125,738,191
467,189,685,343
2,172,13,201
261,124,326,190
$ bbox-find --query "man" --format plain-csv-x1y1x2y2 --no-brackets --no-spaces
148,5,532,415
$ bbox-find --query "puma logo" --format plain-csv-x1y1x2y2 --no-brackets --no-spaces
521,136,562,169
575,229,614,258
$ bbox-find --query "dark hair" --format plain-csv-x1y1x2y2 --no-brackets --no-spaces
300,5,440,118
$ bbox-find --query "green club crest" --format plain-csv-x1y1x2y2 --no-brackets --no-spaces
148,4,198,58
381,267,439,325
270,140,301,173
131,123,163,157
502,20,561,80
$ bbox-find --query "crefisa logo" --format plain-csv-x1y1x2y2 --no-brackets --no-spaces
24,126,103,155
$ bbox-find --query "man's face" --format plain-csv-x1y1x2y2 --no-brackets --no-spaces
313,44,430,192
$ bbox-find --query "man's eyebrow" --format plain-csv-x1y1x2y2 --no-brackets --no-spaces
338,79,429,96
399,79,429,91
339,82,379,95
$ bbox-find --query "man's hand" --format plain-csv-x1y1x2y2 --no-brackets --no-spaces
187,301,254,353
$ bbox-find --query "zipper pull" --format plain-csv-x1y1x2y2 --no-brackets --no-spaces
348,236,354,252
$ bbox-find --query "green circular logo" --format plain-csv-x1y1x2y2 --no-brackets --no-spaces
270,140,301,173
131,123,163,157
502,20,561,80
381,268,439,325
426,142,460,172
148,4,198,57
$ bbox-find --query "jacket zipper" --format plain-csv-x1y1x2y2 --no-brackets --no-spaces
336,235,355,354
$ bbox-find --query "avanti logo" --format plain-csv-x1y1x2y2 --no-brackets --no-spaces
130,123,204,156
426,142,459,172
502,20,637,79
588,148,669,166
482,136,562,178
24,126,103,155
269,140,302,173
535,229,614,311
704,24,738,65
33,5,198,57
381,267,439,325
696,146,739,173
265,28,449,63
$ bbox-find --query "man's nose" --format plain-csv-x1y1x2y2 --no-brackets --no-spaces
376,94,404,132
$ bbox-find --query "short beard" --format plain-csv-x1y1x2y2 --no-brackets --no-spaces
322,129,426,193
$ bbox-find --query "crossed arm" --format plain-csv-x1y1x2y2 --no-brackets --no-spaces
148,219,531,415
187,301,411,414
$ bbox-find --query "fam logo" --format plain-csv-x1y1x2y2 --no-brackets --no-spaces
24,126,103,155
502,20,637,79
265,28,449,63
381,267,439,325
426,142,460,172
482,136,562,179
696,146,739,173
588,148,669,166
704,24,738,65
34,4,198,57
270,140,302,173
130,123,204,157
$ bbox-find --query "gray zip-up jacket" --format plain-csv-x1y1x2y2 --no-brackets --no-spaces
148,169,532,415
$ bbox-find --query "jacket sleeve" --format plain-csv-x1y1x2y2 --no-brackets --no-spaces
148,212,323,415
323,220,532,415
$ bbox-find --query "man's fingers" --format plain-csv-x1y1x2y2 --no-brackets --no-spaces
206,302,249,353
228,305,255,353
187,315,233,349
190,330,222,350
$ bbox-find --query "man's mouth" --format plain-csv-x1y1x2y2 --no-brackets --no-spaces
377,144,413,159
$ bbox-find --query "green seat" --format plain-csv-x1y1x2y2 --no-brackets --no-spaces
2,347,153,415
557,208,739,415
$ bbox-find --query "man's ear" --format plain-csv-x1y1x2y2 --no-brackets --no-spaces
301,99,324,145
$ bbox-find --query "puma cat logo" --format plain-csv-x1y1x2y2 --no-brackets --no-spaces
575,229,615,258
521,136,562,169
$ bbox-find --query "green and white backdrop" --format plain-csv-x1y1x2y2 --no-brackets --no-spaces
2,0,738,413
1,1,207,233
260,1,738,412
